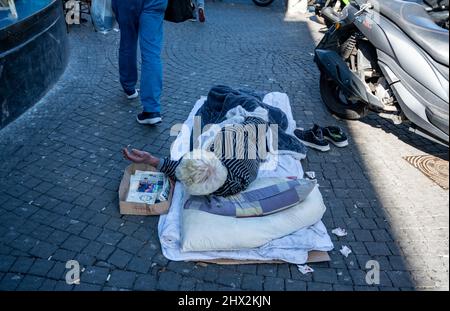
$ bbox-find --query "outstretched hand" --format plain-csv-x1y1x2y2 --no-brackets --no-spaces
122,147,160,167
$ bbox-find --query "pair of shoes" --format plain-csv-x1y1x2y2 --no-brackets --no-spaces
136,112,162,125
294,124,348,152
126,89,139,100
198,8,205,23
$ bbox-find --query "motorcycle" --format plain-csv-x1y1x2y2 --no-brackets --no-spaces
252,0,316,8
252,0,275,7
314,0,449,29
314,0,350,27
314,0,449,145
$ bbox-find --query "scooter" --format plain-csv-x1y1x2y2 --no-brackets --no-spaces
314,0,449,145
252,0,275,7
314,0,350,27
315,0,449,29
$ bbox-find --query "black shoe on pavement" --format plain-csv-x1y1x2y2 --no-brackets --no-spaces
294,124,330,152
322,126,348,147
136,112,162,125
126,89,139,99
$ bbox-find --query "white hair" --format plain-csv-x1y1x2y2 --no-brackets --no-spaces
175,149,228,196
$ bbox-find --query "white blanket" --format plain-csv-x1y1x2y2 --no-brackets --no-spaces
157,92,334,264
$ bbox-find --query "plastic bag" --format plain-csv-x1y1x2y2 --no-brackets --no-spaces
164,0,194,23
91,0,115,33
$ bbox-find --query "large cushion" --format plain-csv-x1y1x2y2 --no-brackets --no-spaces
181,180,326,252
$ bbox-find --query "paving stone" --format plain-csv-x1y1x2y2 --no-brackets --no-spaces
65,221,88,235
75,253,96,266
241,274,264,291
353,229,374,242
277,265,291,279
39,278,57,290
333,284,354,291
349,269,370,286
348,242,369,255
107,270,136,289
73,283,103,291
108,249,133,269
87,213,111,227
167,261,196,275
196,282,220,291
354,285,379,291
117,236,145,254
156,271,182,291
96,245,116,261
285,279,307,291
29,242,58,259
47,262,67,280
151,253,169,267
217,270,242,289
54,281,74,291
126,257,152,274
16,275,45,290
10,257,34,274
365,242,392,256
263,277,285,291
104,218,124,231
180,277,197,291
237,264,257,275
52,249,77,262
371,229,392,242
0,255,16,272
387,271,414,288
307,282,333,291
289,264,313,282
28,259,55,277
134,274,157,291
0,273,22,290
97,229,124,246
257,264,277,277
82,240,103,257
388,256,408,271
62,235,90,252
81,266,110,285
46,230,70,245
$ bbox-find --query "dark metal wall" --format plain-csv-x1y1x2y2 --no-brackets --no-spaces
0,0,69,129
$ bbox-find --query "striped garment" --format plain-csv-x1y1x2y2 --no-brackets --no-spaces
157,117,268,197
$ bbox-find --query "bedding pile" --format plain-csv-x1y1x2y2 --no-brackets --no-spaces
157,88,334,264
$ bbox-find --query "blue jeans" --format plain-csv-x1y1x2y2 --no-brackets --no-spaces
112,0,167,113
193,0,205,9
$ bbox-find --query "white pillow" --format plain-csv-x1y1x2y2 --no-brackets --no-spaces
181,185,326,252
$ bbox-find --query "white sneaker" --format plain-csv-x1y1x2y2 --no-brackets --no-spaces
127,89,139,99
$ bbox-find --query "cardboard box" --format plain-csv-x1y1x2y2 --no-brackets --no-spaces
195,250,330,265
118,163,174,216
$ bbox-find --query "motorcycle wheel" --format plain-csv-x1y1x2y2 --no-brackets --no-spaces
252,0,275,7
320,73,368,120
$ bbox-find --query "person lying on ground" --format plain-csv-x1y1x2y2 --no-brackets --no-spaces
123,116,269,197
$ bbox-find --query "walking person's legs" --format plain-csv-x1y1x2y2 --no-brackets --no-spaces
112,0,142,98
136,0,168,125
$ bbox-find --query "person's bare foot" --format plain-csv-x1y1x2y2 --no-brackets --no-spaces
198,8,205,23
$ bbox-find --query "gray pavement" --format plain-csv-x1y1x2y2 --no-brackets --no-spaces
0,1,448,291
